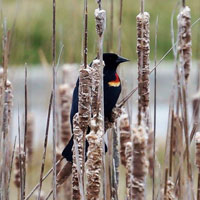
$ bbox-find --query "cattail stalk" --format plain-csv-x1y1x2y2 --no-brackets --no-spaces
177,6,191,83
132,126,148,200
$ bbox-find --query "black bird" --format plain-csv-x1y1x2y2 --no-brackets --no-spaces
62,53,129,163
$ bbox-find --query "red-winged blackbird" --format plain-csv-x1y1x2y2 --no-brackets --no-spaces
62,53,129,162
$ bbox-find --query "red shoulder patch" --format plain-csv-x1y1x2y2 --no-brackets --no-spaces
108,73,120,87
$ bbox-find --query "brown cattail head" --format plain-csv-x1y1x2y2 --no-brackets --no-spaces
195,132,200,168
164,179,177,200
136,12,150,124
26,113,34,161
72,113,83,200
177,6,192,82
105,106,122,130
78,65,92,132
119,109,131,166
86,117,103,200
125,141,132,199
58,84,72,145
132,126,148,200
14,146,25,189
91,59,101,116
95,8,106,37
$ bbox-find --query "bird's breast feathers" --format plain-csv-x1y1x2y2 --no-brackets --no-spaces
108,73,121,87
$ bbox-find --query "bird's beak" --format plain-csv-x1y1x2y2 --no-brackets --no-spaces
116,56,130,64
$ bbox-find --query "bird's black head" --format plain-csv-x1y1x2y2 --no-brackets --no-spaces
103,53,129,70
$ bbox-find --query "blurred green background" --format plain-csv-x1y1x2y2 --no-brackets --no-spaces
1,0,200,65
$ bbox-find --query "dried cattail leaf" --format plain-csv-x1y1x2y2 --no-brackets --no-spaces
26,113,34,161
119,109,131,166
177,6,191,82
78,65,92,131
125,141,132,199
58,84,72,145
86,117,103,200
57,161,73,185
132,126,148,200
137,12,150,117
195,132,200,168
95,8,106,37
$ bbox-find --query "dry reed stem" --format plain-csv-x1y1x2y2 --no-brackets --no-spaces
58,84,72,145
177,6,192,82
37,92,53,200
72,114,83,200
125,141,132,200
136,12,150,125
132,126,148,200
26,113,34,161
119,109,131,166
86,117,103,200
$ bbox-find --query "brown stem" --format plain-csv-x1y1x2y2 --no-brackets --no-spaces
84,0,88,68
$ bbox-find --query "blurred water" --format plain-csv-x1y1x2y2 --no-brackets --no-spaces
8,61,198,145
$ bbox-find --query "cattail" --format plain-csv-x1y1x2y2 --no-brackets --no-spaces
95,8,106,38
86,117,103,200
58,84,72,146
78,65,92,132
136,11,150,124
132,126,148,200
119,109,131,166
125,142,132,200
26,113,34,161
14,146,25,189
105,106,122,130
5,80,13,125
72,113,83,200
177,6,192,82
164,179,177,200
91,59,101,116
